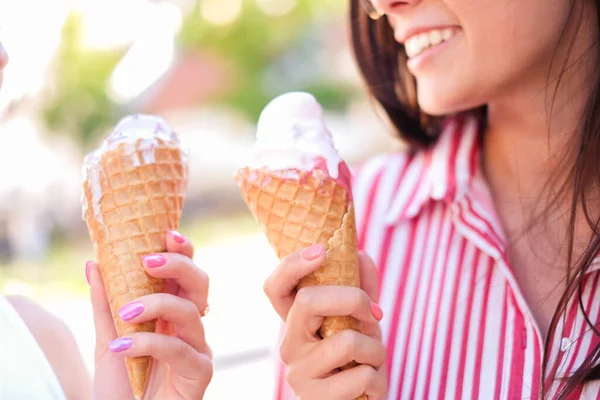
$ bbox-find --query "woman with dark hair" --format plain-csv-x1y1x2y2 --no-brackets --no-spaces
264,0,600,398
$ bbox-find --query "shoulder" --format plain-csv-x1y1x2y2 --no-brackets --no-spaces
351,151,418,249
351,113,480,215
6,295,71,345
7,296,92,400
352,151,414,195
351,150,420,222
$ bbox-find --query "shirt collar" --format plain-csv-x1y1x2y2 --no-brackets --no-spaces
382,114,600,277
385,114,481,224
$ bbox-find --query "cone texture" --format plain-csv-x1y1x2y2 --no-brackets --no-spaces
235,167,361,338
83,140,187,400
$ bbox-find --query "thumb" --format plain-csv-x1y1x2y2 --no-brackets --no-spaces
358,251,380,302
87,261,117,361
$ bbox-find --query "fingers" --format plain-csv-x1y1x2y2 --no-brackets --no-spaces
279,286,380,364
287,330,386,381
142,251,209,314
298,366,387,400
108,333,213,382
285,285,379,342
87,261,118,361
358,252,380,302
165,230,194,259
323,365,387,400
117,293,207,353
264,244,326,320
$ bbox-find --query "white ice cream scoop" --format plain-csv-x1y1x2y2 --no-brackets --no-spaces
108,114,179,145
249,92,345,179
82,114,186,223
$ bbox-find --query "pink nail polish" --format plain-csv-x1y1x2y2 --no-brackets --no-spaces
109,337,132,353
170,230,186,244
118,302,144,321
301,244,324,261
85,261,92,285
371,302,384,321
143,254,167,268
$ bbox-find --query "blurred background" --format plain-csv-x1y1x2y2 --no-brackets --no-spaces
0,0,399,398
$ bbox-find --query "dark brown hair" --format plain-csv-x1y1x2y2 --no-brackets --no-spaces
349,0,600,398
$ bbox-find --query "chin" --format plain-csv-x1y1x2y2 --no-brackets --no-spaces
417,84,485,117
417,96,461,116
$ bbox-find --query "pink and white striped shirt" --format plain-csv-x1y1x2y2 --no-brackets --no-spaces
275,114,600,399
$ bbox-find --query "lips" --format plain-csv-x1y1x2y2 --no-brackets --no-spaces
404,27,456,58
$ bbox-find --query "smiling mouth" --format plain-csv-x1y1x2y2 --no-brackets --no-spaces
404,28,457,59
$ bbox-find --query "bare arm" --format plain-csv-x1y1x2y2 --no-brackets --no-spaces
8,296,92,400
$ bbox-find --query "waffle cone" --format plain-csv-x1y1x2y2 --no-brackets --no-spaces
235,166,361,338
83,140,187,400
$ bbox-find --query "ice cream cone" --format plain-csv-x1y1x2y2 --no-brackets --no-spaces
235,167,361,338
82,115,188,399
237,92,367,399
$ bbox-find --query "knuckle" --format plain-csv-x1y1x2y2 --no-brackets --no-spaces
284,365,300,389
360,365,378,385
202,269,210,290
357,289,371,310
294,287,315,309
191,258,206,275
263,275,274,297
336,329,361,356
174,339,190,359
350,290,364,312
196,353,213,378
279,252,295,269
142,334,156,354
183,299,199,321
343,287,365,313
154,293,166,312
196,263,208,280
373,370,387,398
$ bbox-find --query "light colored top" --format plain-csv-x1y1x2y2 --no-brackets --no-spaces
275,114,600,399
0,296,66,399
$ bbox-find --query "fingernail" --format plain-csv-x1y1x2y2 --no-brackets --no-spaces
109,337,132,353
170,230,186,244
85,261,92,285
143,254,167,268
118,302,145,321
371,302,384,321
301,244,324,261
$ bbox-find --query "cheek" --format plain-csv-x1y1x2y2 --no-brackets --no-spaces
415,0,571,114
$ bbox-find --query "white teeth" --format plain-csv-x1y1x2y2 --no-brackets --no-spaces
404,28,456,59
429,30,442,46
442,28,453,40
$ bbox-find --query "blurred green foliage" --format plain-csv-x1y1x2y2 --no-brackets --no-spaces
177,0,357,120
40,1,358,148
41,12,126,149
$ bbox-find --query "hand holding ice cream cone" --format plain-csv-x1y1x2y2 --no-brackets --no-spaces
235,93,387,399
235,91,361,339
82,115,212,399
